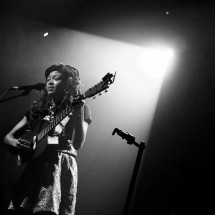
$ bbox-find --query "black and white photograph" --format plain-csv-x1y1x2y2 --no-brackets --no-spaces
0,1,214,215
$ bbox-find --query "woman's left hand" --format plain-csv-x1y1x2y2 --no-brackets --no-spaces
72,99,85,116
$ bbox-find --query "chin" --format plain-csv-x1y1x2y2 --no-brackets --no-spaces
47,91,55,96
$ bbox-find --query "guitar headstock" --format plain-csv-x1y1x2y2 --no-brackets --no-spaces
81,72,116,100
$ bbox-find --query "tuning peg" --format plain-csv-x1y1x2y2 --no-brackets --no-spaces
105,90,108,93
93,96,96,99
99,93,102,96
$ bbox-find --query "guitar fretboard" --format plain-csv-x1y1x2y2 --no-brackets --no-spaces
34,72,115,143
36,104,72,142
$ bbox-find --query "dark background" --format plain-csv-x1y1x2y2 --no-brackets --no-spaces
0,1,214,214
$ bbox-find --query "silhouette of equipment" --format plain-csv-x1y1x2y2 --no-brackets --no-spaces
0,83,45,103
112,127,146,215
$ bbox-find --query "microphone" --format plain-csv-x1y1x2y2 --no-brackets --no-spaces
112,128,135,144
9,83,45,91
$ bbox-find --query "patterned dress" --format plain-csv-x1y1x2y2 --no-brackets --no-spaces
8,105,91,215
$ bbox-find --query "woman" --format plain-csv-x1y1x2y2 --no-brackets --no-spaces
4,63,92,215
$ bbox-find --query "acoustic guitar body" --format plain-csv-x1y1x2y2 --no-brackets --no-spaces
3,120,49,188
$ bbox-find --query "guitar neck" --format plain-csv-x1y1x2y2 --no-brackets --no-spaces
35,72,115,142
37,104,72,142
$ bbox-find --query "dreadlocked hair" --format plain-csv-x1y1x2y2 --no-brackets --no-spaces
27,64,81,129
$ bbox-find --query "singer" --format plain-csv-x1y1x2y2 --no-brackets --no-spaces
4,63,92,215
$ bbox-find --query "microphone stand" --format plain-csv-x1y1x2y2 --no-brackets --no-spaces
112,128,146,215
0,89,31,103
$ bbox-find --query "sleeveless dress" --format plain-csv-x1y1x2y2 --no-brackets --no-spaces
8,105,92,215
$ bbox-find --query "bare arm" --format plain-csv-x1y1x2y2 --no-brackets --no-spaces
4,116,29,150
72,102,89,150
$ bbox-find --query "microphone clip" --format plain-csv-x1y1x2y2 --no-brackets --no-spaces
112,128,135,145
112,128,146,149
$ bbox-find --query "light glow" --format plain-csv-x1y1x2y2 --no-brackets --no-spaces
43,32,48,37
135,47,175,80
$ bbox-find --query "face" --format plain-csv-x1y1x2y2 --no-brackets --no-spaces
46,71,66,98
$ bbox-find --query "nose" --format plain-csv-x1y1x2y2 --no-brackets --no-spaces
47,78,54,85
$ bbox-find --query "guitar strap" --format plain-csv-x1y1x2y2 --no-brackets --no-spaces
47,116,70,145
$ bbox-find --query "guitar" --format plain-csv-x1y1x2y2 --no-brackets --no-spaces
3,72,116,188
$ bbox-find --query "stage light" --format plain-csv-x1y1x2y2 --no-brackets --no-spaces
135,47,175,80
43,32,48,37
